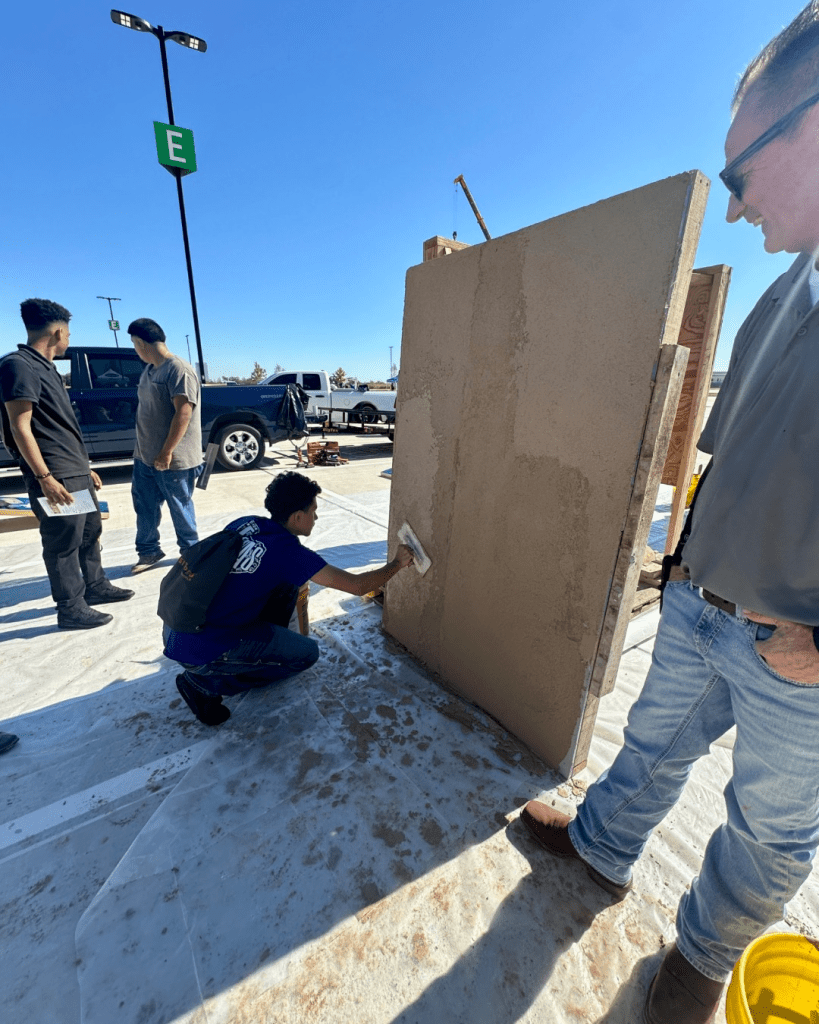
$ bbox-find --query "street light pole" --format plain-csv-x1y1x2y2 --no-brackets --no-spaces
97,295,122,347
110,10,208,383
155,25,206,382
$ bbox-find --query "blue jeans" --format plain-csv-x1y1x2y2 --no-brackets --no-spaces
132,458,202,556
569,580,819,981
179,623,320,697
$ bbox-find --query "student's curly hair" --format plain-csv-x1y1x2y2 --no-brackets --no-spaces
20,298,71,332
127,318,166,345
264,472,322,524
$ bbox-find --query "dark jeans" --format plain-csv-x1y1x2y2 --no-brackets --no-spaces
27,473,107,612
179,623,320,697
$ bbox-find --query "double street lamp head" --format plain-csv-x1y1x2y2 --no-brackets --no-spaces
110,10,207,51
166,31,206,52
110,10,152,33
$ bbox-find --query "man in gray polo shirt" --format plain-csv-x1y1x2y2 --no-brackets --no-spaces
521,6,819,1022
128,318,203,573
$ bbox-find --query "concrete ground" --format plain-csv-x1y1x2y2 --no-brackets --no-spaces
1,426,817,1024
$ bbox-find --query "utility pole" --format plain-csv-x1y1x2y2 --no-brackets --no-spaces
97,295,122,347
389,345,393,379
185,333,192,363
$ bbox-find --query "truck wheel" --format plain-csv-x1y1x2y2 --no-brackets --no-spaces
216,423,265,470
354,403,378,424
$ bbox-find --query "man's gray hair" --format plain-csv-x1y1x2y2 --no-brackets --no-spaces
734,2,819,117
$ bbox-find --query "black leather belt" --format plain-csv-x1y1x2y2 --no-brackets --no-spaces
668,564,737,616
701,589,737,617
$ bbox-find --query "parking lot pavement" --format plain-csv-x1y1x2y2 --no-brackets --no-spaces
0,428,394,549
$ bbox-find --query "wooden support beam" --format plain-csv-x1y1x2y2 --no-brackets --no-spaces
590,343,689,703
662,264,731,554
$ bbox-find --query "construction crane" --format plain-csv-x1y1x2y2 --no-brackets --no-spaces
453,174,491,241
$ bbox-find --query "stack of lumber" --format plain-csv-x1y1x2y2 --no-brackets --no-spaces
632,546,664,617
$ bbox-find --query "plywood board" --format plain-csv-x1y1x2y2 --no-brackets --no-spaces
423,236,471,261
662,264,731,554
589,345,688,704
384,171,709,776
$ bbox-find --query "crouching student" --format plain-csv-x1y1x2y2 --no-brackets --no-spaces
164,471,414,725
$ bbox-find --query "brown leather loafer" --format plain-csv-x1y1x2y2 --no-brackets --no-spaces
520,802,632,900
643,944,724,1024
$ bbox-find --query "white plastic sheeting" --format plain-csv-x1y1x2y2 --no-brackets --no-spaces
2,485,817,1024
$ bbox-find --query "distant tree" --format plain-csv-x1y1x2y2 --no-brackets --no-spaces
249,361,267,385
273,363,285,373
220,363,267,385
330,367,347,386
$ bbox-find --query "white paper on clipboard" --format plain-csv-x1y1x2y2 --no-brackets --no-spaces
37,488,97,517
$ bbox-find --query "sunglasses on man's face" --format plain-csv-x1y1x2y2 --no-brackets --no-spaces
719,89,819,201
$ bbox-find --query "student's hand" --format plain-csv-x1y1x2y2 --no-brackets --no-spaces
744,609,819,684
394,543,414,569
40,475,74,509
90,470,102,491
154,452,172,471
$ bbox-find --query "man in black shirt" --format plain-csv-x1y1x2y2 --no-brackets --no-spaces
0,299,133,629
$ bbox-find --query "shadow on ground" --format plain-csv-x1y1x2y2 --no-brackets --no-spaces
385,825,611,1024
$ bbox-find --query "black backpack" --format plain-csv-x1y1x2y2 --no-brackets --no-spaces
157,529,244,633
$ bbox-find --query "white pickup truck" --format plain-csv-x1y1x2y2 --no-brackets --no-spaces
258,370,396,426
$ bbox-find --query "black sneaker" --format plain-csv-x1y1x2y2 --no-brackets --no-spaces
57,605,113,630
0,732,19,755
175,674,230,726
85,582,135,604
130,552,165,574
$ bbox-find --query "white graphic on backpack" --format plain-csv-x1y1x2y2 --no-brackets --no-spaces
231,537,265,574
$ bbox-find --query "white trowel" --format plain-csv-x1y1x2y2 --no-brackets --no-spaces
398,522,432,576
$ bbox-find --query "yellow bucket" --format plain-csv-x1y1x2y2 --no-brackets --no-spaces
725,932,819,1023
685,473,701,508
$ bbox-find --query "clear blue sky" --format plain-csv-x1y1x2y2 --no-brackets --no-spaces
0,1,804,379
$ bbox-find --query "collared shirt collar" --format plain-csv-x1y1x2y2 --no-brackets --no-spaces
16,343,56,370
771,253,814,321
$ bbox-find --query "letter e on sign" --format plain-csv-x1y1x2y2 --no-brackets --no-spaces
153,121,197,177
167,130,185,162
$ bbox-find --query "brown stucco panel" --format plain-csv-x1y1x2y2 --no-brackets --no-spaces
384,171,708,774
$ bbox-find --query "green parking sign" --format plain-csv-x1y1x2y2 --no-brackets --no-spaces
108,320,120,330
153,121,197,176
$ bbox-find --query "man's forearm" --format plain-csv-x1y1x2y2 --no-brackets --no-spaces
159,408,192,458
9,423,50,478
311,552,412,596
354,559,404,595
